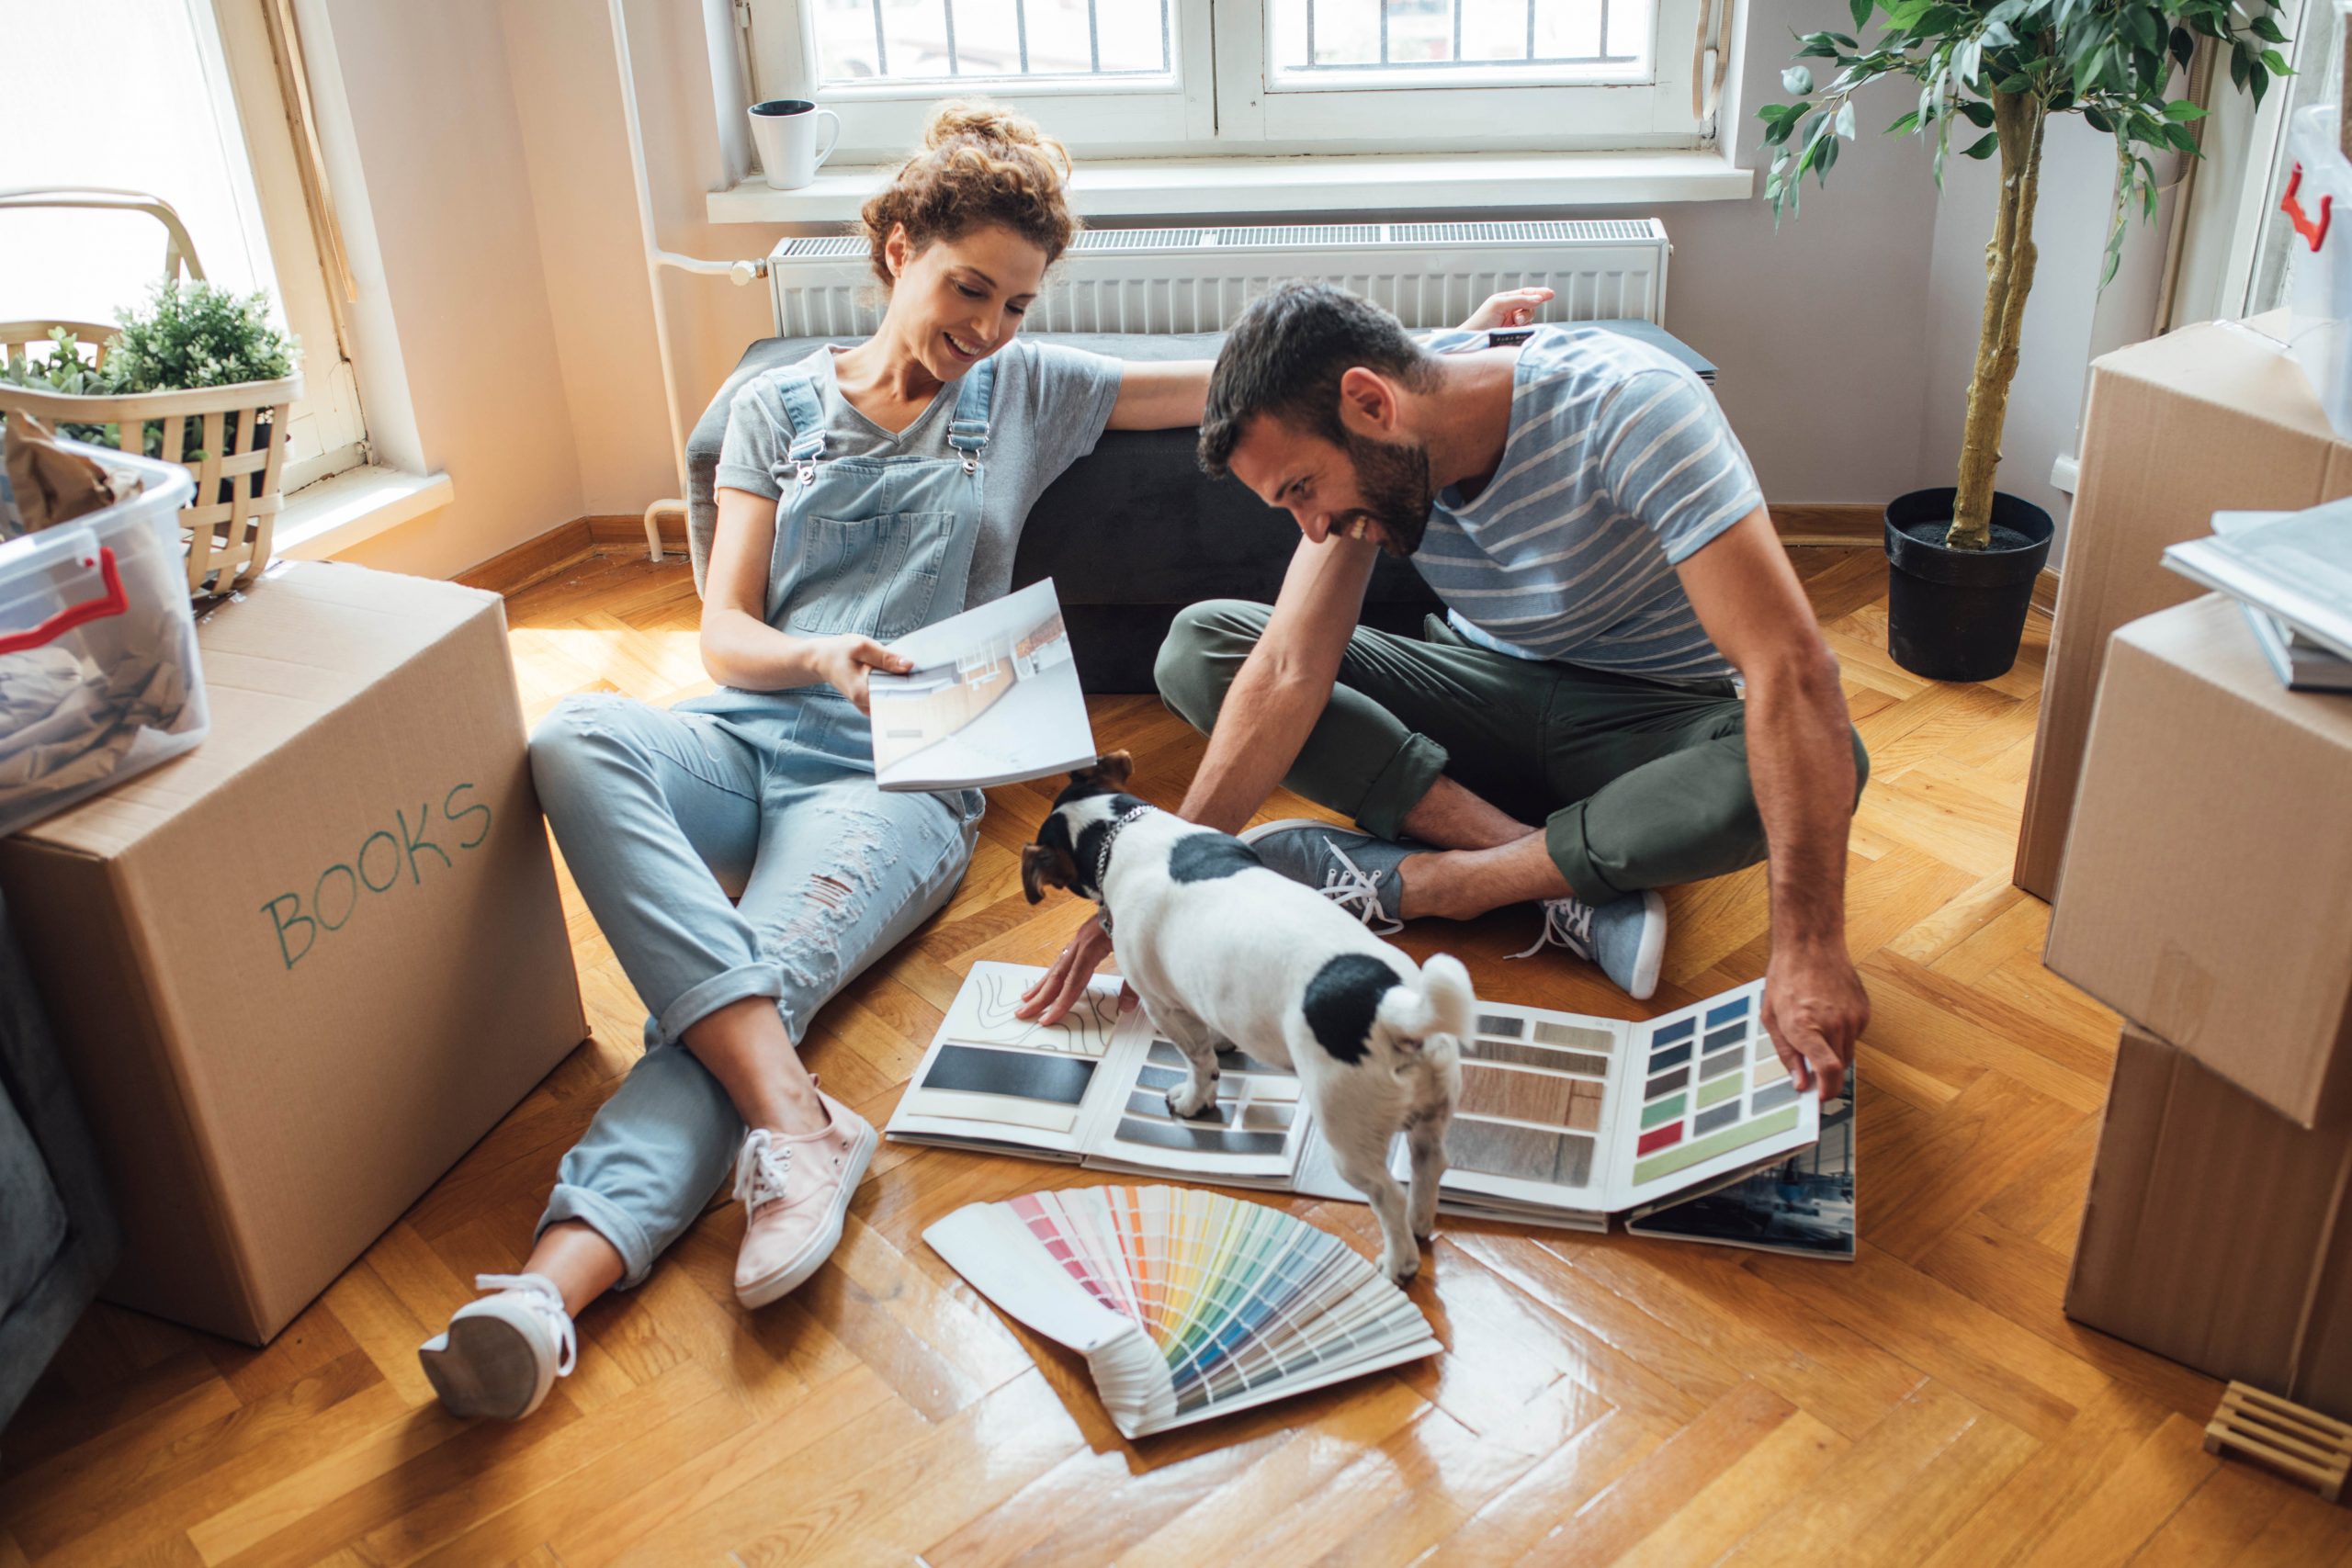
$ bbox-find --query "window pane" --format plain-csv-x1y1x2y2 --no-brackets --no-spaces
812,0,1170,85
1269,0,1648,82
0,0,275,326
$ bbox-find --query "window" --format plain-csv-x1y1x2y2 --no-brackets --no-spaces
741,0,1718,162
0,0,367,493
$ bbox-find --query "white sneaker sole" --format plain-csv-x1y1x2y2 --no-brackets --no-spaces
419,1313,551,1421
1623,888,1667,1002
735,1116,878,1310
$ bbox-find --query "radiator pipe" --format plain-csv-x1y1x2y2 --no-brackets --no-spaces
605,0,768,562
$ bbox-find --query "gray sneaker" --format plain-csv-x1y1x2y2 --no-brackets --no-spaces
1513,890,1668,1001
1239,818,1419,934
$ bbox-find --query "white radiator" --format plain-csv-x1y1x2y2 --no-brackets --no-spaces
764,219,1670,337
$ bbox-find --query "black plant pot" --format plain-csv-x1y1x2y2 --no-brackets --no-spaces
1883,487,2054,682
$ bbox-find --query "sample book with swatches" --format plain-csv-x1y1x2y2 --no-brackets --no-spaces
888,964,1826,1232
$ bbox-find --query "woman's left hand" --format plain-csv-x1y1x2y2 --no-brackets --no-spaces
1459,287,1555,332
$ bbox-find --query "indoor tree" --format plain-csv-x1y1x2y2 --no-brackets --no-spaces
1763,0,2293,548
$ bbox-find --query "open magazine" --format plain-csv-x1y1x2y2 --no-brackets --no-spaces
887,963,1825,1233
2162,500,2352,665
867,578,1095,791
1626,1065,1855,1259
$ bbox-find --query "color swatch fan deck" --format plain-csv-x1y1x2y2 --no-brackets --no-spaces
923,1185,1442,1438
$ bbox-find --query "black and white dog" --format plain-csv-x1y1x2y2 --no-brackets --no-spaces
1022,753,1468,1281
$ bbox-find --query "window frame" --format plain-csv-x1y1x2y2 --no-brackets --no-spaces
742,0,1718,164
205,0,371,493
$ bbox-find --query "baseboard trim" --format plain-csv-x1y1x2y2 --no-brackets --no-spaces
2032,566,2060,621
1772,503,1883,547
457,513,690,595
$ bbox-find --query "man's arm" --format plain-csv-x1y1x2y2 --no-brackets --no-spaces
1016,534,1376,1022
1175,534,1380,830
1675,508,1868,1097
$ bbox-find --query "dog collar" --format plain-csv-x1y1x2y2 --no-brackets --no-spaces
1091,802,1152,934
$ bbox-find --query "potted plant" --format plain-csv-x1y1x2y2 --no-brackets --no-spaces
1762,0,2291,680
2,278,301,597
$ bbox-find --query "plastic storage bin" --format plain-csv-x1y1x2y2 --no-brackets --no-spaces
2282,104,2352,441
0,440,205,839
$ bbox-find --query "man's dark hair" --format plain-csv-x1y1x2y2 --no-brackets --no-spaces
1198,283,1437,479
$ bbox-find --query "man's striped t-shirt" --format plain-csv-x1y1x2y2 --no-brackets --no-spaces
1411,324,1762,684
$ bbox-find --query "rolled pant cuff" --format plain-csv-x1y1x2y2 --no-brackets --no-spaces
539,1183,660,1290
1544,803,1622,904
654,963,782,1049
1353,733,1450,842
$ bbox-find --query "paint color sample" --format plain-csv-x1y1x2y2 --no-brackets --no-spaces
905,1089,1080,1134
1145,1040,1294,1077
1465,1039,1609,1076
1477,1013,1525,1038
1705,997,1749,1028
1697,1074,1741,1110
1702,1025,1746,1054
1652,1017,1695,1046
1753,1057,1789,1089
1460,1065,1575,1124
1751,1080,1800,1114
1238,1102,1296,1132
1694,1101,1741,1136
923,1043,1095,1105
1632,1103,1800,1184
1645,1066,1689,1099
1566,1081,1603,1132
1753,1037,1778,1065
1449,1117,1594,1185
1640,1092,1686,1128
1114,1117,1290,1157
1128,1089,1224,1125
1637,1122,1681,1155
1649,1042,1692,1072
1701,1047,1744,1082
1532,1021,1614,1054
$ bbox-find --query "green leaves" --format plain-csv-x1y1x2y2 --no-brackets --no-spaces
1783,64,1815,96
1961,131,2000,158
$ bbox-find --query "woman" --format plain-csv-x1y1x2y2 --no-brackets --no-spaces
416,102,1544,1422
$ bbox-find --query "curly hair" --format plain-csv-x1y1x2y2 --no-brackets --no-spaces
859,101,1078,291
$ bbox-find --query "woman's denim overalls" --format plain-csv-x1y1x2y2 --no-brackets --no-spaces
526,361,996,1285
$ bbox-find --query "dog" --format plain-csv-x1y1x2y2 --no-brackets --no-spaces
1021,752,1468,1281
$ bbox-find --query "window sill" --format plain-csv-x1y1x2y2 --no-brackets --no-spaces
274,465,455,559
707,149,1754,225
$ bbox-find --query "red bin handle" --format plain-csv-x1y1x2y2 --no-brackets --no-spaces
0,546,129,655
2284,164,2334,253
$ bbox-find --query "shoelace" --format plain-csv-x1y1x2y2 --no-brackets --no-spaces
472,1272,577,1376
1510,897,1594,962
1316,837,1404,936
732,1127,796,1214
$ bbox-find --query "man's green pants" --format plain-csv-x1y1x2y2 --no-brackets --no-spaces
1152,601,1871,903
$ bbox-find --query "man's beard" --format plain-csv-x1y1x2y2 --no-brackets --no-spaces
1337,431,1433,558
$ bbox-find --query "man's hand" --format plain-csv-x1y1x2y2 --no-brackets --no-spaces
1761,939,1867,1100
810,634,912,714
1016,912,1136,1024
1459,287,1554,333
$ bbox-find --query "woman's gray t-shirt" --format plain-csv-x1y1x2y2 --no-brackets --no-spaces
714,339,1126,612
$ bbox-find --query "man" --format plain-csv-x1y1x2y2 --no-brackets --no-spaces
1023,284,1869,1096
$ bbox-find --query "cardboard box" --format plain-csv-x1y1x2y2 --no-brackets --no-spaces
0,562,585,1343
2067,1027,2352,1422
2015,317,2352,899
2046,595,2352,1126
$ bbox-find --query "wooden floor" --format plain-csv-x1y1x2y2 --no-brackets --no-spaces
6,547,2348,1568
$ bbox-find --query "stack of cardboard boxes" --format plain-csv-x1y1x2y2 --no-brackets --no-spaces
2049,595,2352,1420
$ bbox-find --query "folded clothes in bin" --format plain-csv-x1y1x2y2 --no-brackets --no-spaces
0,439,203,839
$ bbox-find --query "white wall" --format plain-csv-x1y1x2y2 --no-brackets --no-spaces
312,0,584,577
321,0,2153,572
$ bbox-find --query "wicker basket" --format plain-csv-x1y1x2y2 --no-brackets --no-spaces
0,323,301,598
0,192,300,599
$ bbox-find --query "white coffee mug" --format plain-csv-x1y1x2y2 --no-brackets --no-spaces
750,98,842,190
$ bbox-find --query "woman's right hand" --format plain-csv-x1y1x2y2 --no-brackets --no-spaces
1018,911,1132,1024
810,634,913,712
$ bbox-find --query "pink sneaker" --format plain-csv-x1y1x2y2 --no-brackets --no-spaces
730,1089,876,1308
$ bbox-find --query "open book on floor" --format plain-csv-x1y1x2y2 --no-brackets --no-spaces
866,578,1095,791
1625,1065,1855,1260
887,963,1825,1236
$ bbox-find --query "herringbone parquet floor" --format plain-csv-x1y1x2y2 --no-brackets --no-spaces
6,545,2348,1567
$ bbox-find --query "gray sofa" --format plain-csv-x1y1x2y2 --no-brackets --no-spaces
0,888,119,1428
684,331,1442,693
